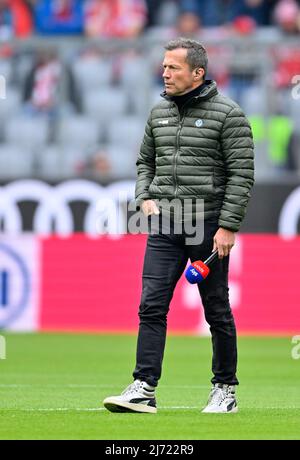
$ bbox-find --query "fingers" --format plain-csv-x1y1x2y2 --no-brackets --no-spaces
153,202,160,215
141,201,151,216
213,237,217,254
213,237,226,259
141,200,160,217
213,228,235,259
216,243,234,259
213,238,234,259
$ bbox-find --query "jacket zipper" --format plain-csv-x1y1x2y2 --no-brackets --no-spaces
173,102,188,198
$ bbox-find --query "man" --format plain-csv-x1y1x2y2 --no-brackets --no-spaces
103,38,254,414
84,0,147,38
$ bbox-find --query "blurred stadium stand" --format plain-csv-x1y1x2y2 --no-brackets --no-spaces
0,0,299,182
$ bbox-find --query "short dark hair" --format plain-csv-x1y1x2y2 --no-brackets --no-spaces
164,37,208,76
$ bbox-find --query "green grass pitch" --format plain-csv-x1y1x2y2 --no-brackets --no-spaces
0,333,299,440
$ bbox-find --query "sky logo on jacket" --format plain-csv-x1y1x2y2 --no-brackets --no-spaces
195,119,203,127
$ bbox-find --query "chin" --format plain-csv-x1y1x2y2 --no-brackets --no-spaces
165,88,176,96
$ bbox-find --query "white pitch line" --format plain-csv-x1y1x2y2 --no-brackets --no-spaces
0,384,208,389
160,406,199,410
0,384,107,388
20,408,106,412
1,406,300,412
1,406,199,412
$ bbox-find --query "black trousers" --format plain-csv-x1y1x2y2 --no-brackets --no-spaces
132,217,239,387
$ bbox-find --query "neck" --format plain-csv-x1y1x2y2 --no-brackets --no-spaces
172,81,206,99
179,81,205,96
170,81,206,111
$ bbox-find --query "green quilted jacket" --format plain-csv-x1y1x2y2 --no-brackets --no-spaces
135,80,254,232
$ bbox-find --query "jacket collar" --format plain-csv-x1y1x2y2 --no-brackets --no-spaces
161,80,218,103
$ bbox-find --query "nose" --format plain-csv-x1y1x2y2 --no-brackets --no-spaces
163,67,170,79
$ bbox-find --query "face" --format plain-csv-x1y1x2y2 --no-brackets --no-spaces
177,13,201,36
162,48,204,96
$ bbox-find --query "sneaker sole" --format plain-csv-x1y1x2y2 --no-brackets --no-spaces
202,406,238,414
103,397,157,414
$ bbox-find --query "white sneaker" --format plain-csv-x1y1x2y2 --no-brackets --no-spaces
103,379,157,413
202,383,238,413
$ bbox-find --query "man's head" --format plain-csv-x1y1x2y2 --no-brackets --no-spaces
163,38,208,96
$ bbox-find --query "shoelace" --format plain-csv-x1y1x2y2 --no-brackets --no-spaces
208,387,229,406
121,381,140,396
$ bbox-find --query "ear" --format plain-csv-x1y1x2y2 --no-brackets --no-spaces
193,68,205,81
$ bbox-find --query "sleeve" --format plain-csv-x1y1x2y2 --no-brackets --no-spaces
218,106,255,232
135,112,156,208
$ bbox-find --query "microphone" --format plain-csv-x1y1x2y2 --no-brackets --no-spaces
185,250,219,284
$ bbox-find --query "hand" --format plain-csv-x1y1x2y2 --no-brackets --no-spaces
213,228,235,259
141,200,160,217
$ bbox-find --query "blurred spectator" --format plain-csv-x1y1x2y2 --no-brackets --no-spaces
273,0,300,34
84,0,148,38
145,0,179,27
237,0,275,26
0,0,32,39
261,0,300,134
268,115,294,170
249,114,295,174
79,148,112,179
23,49,82,116
176,10,201,37
273,48,300,88
179,0,244,26
34,0,84,35
231,15,257,35
179,0,277,27
271,1,300,91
